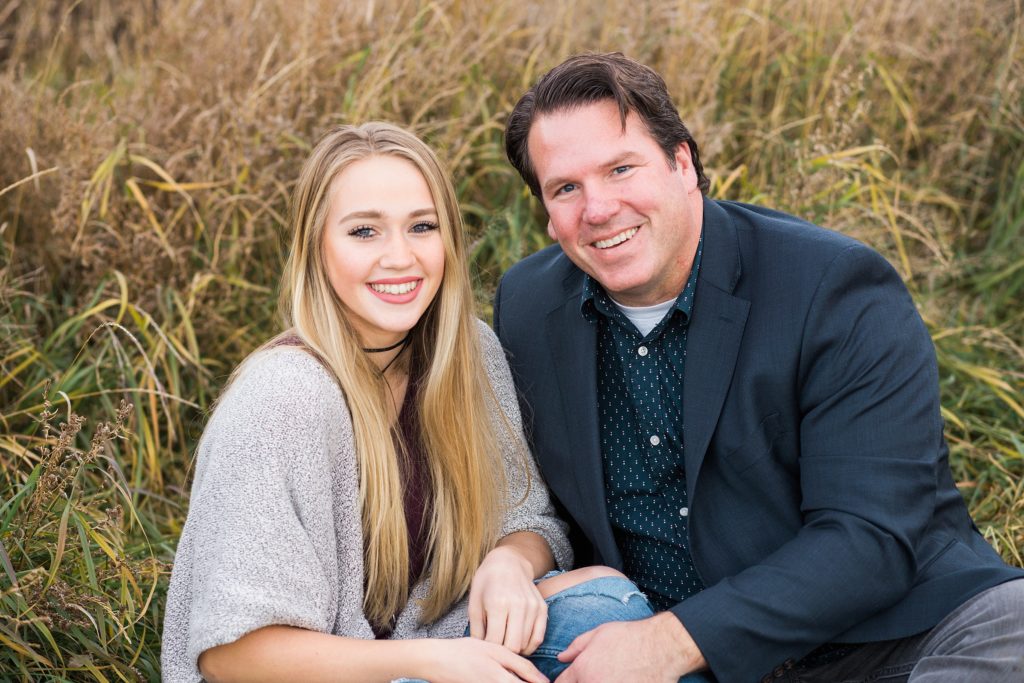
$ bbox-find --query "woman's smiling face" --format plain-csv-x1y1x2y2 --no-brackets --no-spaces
321,154,445,349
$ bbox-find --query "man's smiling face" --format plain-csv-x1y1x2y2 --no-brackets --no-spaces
528,99,703,307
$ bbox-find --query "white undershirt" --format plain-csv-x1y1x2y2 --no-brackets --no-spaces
610,297,676,337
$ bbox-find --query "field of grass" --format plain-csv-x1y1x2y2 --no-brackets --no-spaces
1,0,1022,679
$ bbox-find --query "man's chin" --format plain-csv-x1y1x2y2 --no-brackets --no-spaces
599,281,652,306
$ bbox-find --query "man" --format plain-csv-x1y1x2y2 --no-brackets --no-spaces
493,52,1024,683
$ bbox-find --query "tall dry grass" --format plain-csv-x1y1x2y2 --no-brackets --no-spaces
1,0,1022,679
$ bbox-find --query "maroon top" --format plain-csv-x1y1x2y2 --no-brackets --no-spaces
396,368,430,588
373,365,431,639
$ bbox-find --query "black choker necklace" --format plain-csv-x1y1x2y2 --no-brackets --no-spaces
362,335,410,353
365,335,410,377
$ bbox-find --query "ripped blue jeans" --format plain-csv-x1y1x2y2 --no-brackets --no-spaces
530,572,654,679
528,572,714,681
397,572,713,682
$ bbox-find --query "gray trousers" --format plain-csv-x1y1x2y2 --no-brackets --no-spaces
784,578,1024,682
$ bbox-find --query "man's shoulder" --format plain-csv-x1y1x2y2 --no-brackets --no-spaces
501,242,578,287
495,243,582,336
714,199,864,255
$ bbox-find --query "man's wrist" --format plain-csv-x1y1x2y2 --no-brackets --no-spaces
651,610,707,673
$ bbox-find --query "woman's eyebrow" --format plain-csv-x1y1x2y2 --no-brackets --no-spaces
339,207,436,223
339,209,384,223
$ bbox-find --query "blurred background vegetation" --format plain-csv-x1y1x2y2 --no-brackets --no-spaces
1,0,1022,679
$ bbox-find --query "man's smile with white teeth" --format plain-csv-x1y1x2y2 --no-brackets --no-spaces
369,280,419,295
593,226,639,249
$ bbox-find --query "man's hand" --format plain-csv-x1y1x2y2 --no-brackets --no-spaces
556,611,707,682
468,544,548,655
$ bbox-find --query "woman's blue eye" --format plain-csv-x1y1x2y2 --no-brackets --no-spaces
411,221,439,233
348,226,375,239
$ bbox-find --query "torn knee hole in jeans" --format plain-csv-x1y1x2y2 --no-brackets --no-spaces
545,588,648,607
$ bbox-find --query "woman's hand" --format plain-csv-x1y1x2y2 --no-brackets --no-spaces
468,544,548,655
412,638,549,683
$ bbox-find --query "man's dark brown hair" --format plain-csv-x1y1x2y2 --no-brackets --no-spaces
505,52,710,199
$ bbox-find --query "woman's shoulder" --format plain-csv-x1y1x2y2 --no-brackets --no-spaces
206,346,351,447
473,317,504,361
472,318,519,405
190,345,357,504
230,345,340,402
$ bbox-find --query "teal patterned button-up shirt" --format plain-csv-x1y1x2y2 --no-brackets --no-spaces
581,233,705,610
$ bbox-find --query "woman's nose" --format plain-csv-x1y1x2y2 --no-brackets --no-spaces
378,231,416,269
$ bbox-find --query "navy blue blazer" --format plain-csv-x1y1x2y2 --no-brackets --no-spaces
493,198,1022,683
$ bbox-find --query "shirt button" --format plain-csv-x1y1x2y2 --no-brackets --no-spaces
649,434,661,446
637,345,648,357
679,507,689,517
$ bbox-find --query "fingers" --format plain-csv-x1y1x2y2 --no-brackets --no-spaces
503,604,525,653
469,559,548,655
462,638,550,683
494,647,549,683
468,587,486,640
482,589,547,654
502,589,538,654
484,603,509,646
523,599,547,656
557,626,596,662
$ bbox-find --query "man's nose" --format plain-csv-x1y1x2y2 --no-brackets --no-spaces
582,190,618,226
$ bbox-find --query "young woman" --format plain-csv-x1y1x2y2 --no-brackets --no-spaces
161,123,654,683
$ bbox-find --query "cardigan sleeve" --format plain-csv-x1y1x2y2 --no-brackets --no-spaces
161,348,368,683
477,319,573,571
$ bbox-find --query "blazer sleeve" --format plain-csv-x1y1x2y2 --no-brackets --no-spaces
674,244,945,682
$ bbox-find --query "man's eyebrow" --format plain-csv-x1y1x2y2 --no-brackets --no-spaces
607,151,642,167
338,207,437,223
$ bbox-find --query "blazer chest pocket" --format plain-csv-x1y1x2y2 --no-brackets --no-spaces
722,412,783,473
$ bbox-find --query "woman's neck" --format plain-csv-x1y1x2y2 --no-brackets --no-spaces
363,334,410,373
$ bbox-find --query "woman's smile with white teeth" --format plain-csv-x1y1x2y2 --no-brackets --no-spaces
369,280,420,295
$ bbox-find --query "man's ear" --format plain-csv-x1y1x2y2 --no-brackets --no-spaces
674,143,698,191
547,219,557,240
673,141,693,170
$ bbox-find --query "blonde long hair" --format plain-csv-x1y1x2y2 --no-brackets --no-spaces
273,123,505,627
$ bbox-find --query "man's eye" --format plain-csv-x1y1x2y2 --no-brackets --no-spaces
556,183,577,195
612,165,631,175
411,221,439,233
348,226,375,239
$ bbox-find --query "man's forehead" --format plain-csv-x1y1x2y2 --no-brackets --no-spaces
533,99,633,132
527,102,655,175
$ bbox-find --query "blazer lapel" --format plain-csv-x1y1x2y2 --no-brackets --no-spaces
545,284,621,567
684,200,750,503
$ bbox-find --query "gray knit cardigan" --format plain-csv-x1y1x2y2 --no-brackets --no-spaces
161,321,571,682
